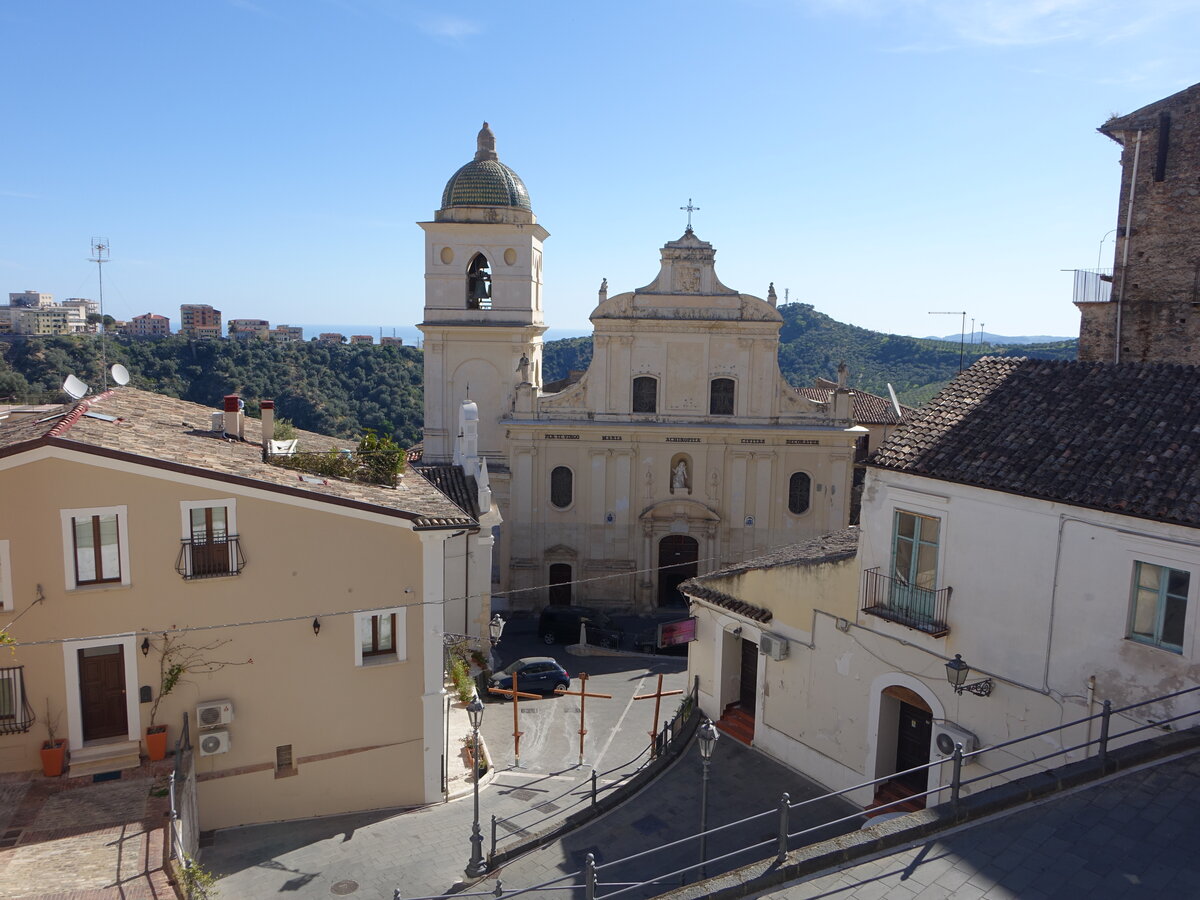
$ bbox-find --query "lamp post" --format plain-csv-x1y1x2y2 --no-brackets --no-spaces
465,696,487,878
945,654,993,697
488,614,505,670
697,717,719,879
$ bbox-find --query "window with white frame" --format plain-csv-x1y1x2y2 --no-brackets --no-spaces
60,506,130,589
179,499,239,578
1128,561,1189,653
0,540,11,612
887,509,942,627
355,608,406,666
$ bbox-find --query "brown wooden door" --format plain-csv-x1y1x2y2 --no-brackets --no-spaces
548,564,572,605
79,646,128,741
739,638,758,714
894,701,932,793
657,535,698,607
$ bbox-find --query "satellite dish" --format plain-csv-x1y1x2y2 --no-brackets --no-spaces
111,364,130,386
887,383,903,420
62,374,89,400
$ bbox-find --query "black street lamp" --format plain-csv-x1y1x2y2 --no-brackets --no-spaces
488,613,506,670
697,718,720,879
945,654,993,697
465,696,487,878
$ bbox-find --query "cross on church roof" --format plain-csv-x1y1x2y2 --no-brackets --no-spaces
680,198,700,233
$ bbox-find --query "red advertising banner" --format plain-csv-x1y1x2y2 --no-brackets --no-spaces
657,617,697,648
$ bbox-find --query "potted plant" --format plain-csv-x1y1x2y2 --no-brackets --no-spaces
40,701,66,777
144,630,252,761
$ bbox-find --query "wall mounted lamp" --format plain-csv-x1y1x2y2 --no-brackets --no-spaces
141,636,150,656
312,618,321,636
945,654,993,697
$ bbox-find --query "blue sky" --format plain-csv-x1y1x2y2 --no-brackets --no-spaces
4,1,1198,341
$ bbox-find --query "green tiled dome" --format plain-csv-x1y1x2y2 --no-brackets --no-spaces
440,159,532,211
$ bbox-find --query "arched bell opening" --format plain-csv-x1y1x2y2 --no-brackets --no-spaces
467,253,492,309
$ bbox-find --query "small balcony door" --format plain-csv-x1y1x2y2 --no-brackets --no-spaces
189,506,230,576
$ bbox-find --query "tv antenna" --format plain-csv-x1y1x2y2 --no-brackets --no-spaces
886,383,903,420
928,310,967,372
90,237,110,389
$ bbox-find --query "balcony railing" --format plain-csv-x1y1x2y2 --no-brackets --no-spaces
175,535,246,580
1070,268,1113,304
862,567,951,637
0,666,34,735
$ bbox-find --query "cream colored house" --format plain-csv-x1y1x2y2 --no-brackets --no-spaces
0,386,490,829
419,124,860,611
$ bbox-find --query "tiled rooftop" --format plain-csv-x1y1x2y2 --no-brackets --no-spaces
870,357,1200,527
0,387,475,529
799,380,913,425
680,530,860,621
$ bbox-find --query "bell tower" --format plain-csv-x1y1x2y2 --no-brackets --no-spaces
418,123,549,465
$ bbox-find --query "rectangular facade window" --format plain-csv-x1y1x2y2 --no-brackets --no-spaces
632,376,658,413
0,668,20,722
1129,561,1189,653
74,515,121,584
355,608,406,666
890,509,940,618
179,500,240,579
61,506,130,590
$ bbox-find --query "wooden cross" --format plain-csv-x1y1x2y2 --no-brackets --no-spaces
554,672,613,766
633,673,683,759
487,671,540,768
680,198,700,232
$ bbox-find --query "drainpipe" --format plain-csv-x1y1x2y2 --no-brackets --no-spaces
1114,130,1143,364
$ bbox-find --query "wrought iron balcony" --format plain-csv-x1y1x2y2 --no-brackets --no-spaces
0,666,34,735
862,567,951,637
1069,268,1113,304
176,535,246,580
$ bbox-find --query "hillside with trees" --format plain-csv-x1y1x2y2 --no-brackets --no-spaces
0,305,1078,442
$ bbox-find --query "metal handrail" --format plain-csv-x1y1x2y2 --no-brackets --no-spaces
175,535,246,579
400,681,1200,899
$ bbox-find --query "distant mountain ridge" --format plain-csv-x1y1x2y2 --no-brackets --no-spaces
922,332,1074,345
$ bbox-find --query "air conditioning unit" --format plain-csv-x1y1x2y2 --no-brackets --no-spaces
196,700,234,728
759,632,789,661
933,722,978,758
199,729,231,756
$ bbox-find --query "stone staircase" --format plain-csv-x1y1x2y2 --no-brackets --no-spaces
68,740,143,778
864,779,926,817
715,703,755,746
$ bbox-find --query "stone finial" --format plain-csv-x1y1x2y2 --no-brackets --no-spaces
837,361,849,389
475,122,498,161
767,282,778,307
599,278,608,302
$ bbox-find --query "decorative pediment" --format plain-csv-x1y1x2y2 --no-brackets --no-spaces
639,498,721,523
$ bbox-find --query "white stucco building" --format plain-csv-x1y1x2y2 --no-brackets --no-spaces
684,357,1200,808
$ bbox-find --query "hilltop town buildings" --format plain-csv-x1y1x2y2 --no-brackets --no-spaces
418,124,861,612
179,304,222,340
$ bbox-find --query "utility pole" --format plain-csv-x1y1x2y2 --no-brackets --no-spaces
90,238,110,389
929,310,967,372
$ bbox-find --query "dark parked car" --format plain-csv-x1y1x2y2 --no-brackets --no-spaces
538,605,624,648
487,657,571,697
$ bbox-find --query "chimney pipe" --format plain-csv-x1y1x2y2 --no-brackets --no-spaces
223,394,244,439
260,400,275,453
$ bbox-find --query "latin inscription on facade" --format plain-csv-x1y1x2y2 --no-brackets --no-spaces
786,439,820,445
665,437,702,443
602,435,623,441
740,439,765,444
544,434,580,440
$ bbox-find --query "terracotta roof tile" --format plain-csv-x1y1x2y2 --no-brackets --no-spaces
870,358,1200,527
0,387,474,528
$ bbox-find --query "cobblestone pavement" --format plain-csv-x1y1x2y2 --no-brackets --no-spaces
0,769,173,900
753,750,1200,900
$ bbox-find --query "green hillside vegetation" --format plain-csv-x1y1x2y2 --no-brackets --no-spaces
542,304,1078,405
0,305,1078,443
0,335,424,445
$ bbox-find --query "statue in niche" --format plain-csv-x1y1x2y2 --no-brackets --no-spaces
707,469,720,500
516,353,531,383
645,469,654,499
672,460,690,492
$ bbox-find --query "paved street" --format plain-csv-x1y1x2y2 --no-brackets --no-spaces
748,750,1200,899
206,623,692,898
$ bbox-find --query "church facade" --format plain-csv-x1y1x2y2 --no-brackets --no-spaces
419,125,860,613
